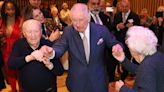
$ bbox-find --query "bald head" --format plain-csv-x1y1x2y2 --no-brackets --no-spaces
70,3,90,19
22,19,42,33
121,0,130,13
22,19,42,48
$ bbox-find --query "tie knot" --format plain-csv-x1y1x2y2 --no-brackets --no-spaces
83,32,86,37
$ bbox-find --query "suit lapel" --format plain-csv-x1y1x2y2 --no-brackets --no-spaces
71,27,87,65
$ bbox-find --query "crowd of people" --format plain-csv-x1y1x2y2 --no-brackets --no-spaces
0,0,164,92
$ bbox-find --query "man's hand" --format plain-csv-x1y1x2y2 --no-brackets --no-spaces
117,23,125,29
126,22,133,28
42,57,54,70
49,29,61,42
31,50,44,62
115,80,124,91
112,44,125,62
40,45,54,59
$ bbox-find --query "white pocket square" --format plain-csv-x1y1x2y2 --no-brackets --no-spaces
97,38,104,45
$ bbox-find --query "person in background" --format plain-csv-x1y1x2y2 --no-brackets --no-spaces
87,0,116,85
22,6,61,42
41,1,51,18
0,0,6,91
151,6,164,53
0,1,22,92
113,0,140,81
139,8,153,28
39,3,123,92
28,0,51,18
99,0,106,12
28,0,41,8
59,2,72,26
87,0,113,31
0,0,4,18
113,26,164,92
8,19,64,92
50,6,62,31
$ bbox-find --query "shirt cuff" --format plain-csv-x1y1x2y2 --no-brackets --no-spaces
49,50,55,59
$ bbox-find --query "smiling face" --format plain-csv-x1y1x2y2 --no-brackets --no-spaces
70,4,90,33
71,13,90,33
23,20,42,48
121,0,130,13
32,8,45,23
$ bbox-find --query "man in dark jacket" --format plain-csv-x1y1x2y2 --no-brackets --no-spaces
8,19,64,92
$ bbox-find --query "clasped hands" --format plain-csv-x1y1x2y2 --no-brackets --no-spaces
112,44,125,91
27,45,54,70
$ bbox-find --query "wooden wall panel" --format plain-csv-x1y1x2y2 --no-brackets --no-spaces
13,0,77,12
13,0,164,17
130,0,164,16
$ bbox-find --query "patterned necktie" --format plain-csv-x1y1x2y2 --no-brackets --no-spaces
83,32,89,63
94,14,100,24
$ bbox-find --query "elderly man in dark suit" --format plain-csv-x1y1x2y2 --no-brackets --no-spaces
113,26,164,92
40,3,123,92
113,0,140,81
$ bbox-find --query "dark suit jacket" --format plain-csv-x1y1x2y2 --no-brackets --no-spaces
53,22,121,92
8,38,64,92
120,51,164,92
91,11,117,82
114,11,140,43
91,12,113,32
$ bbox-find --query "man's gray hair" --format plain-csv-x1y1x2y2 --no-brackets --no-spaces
125,26,158,56
70,3,90,19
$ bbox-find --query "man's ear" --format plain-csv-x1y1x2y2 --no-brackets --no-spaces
22,31,26,37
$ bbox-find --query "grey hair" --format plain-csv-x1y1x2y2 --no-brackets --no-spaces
125,26,158,56
70,3,90,19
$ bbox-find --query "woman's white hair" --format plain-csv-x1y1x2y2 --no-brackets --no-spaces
125,26,158,56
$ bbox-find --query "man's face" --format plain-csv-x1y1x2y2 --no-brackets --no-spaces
121,2,130,13
71,13,90,33
23,21,42,47
62,3,68,10
88,0,100,14
29,0,41,8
